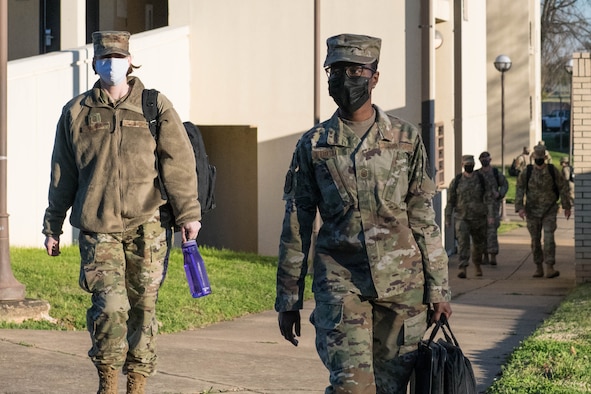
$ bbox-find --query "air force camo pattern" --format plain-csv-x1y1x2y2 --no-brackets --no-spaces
275,105,450,311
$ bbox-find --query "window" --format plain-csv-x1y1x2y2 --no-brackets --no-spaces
436,123,445,187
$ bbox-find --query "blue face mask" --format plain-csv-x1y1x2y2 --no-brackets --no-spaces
94,58,129,86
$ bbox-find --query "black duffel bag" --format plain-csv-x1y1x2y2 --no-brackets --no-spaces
414,315,477,394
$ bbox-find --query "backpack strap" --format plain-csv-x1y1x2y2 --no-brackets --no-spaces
476,171,486,196
493,167,501,185
141,89,168,200
548,164,559,199
142,89,159,139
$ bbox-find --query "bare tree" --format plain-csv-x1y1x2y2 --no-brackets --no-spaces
541,0,591,95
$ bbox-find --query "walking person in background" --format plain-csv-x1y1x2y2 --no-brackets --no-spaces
445,155,494,278
42,31,201,394
477,151,508,266
530,140,553,164
560,156,575,209
275,33,451,393
515,143,571,278
514,146,530,176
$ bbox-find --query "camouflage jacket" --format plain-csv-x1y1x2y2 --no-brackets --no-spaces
43,77,200,236
445,172,494,222
515,164,571,217
275,106,450,312
478,167,508,202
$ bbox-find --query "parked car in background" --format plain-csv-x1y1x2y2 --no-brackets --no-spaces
542,109,570,132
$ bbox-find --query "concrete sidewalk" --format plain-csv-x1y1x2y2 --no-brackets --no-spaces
0,206,576,393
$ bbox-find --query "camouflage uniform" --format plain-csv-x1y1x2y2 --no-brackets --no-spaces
560,157,575,208
515,153,528,174
276,105,450,393
42,72,200,375
515,160,571,273
477,165,508,257
445,165,493,277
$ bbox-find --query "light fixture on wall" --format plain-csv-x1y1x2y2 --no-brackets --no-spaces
434,30,443,49
565,58,573,74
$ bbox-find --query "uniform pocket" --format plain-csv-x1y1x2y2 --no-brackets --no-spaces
399,309,428,355
309,302,343,330
382,151,407,203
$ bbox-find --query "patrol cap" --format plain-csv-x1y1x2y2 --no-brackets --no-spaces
479,151,491,159
462,155,475,164
560,156,570,164
533,143,547,159
92,31,131,58
324,33,381,67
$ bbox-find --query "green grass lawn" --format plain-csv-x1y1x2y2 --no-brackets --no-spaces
487,284,591,394
1,245,313,333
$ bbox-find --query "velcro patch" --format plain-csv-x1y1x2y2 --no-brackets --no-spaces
122,119,149,128
312,147,336,160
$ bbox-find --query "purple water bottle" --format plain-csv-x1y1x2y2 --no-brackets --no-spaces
181,240,211,298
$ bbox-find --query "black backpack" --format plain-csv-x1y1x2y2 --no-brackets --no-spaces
142,89,217,217
508,158,519,176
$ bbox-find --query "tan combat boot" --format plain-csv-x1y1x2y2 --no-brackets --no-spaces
458,266,467,279
474,264,483,277
545,264,560,279
97,366,118,394
490,254,497,266
127,371,146,394
533,264,544,278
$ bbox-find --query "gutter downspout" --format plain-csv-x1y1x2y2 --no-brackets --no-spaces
420,0,436,173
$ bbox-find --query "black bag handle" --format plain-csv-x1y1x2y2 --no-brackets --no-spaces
425,314,460,347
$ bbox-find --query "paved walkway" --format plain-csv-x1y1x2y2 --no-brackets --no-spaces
0,205,576,393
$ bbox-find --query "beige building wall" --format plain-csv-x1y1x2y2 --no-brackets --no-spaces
7,0,40,60
457,3,488,163
60,0,86,50
487,0,540,169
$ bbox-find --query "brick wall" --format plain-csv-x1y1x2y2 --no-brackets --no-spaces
572,53,591,283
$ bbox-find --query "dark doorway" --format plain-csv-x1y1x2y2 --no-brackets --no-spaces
40,0,60,54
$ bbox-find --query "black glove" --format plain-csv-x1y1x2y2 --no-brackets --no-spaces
278,310,301,346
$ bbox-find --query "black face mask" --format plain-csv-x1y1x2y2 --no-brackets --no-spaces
464,165,475,173
328,75,371,114
534,158,545,166
480,159,491,167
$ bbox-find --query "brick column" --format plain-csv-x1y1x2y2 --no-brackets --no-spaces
572,53,591,283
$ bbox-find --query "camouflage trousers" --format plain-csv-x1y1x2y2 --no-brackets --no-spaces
311,288,427,393
485,201,502,254
78,211,168,376
526,210,558,265
455,217,486,267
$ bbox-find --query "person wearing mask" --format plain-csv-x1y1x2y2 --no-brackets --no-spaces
529,140,552,164
516,143,571,278
445,155,494,278
275,33,451,392
42,31,201,394
477,151,508,265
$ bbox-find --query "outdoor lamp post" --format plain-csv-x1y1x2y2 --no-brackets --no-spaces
494,54,512,221
565,58,573,166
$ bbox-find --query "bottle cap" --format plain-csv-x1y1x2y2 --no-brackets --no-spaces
183,239,197,247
